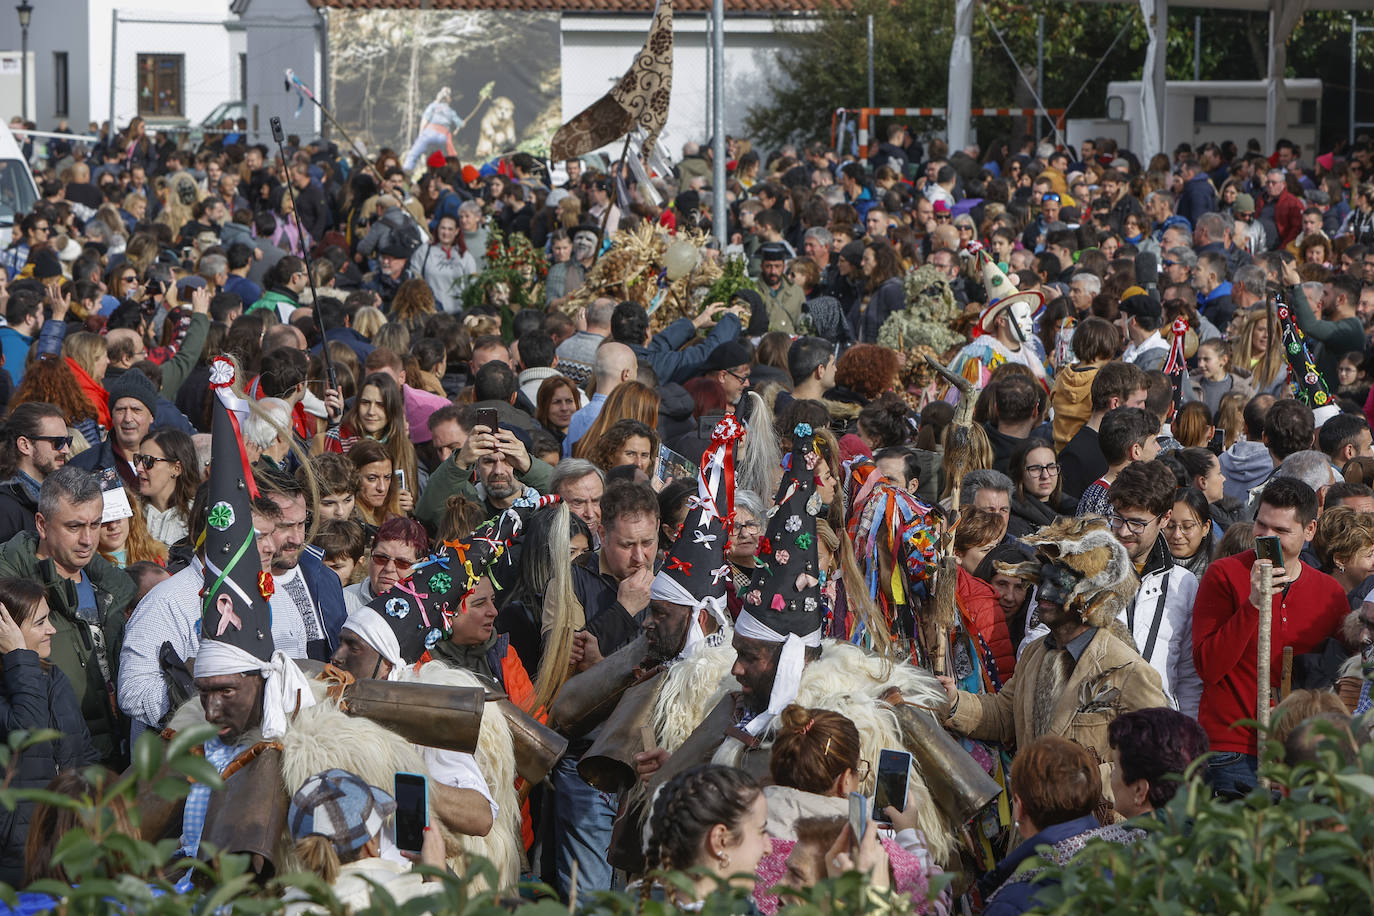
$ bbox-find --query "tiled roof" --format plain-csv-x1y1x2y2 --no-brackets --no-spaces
309,0,847,12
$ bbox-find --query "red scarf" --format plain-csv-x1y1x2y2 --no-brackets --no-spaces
66,357,112,429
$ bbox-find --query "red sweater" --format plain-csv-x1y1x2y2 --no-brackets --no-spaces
1192,550,1348,754
957,567,1017,685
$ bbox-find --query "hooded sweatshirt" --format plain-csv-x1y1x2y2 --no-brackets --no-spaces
1050,363,1100,451
1218,439,1273,503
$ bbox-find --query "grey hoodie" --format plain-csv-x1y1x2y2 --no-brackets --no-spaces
1218,439,1273,503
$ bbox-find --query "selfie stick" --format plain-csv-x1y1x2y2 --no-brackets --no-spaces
1256,561,1273,790
270,116,337,393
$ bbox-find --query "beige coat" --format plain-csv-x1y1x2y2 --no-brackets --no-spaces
944,626,1168,756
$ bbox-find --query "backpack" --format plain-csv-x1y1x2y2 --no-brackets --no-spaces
381,206,423,257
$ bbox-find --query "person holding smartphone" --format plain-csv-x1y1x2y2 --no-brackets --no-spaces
285,768,446,910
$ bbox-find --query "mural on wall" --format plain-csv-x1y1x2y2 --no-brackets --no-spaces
328,9,561,163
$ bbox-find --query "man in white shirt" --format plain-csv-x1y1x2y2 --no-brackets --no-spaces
260,471,349,662
1119,292,1171,372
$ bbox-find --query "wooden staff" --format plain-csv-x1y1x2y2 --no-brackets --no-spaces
1280,646,1294,701
924,353,976,676
1257,562,1274,790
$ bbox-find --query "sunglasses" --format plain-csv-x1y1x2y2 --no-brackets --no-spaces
1041,193,1061,203
371,552,416,569
26,434,72,450
133,453,174,470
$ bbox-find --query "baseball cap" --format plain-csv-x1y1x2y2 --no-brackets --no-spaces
1119,293,1162,323
288,768,397,857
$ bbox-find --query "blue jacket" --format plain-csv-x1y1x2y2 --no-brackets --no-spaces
312,326,375,363
298,548,348,661
1177,173,1216,227
0,319,65,385
981,814,1102,916
628,313,742,385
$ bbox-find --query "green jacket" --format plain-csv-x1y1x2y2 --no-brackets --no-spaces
248,289,298,320
158,311,210,399
415,452,554,531
0,532,135,767
1287,282,1364,388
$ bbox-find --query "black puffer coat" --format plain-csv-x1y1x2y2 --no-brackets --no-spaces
0,648,98,885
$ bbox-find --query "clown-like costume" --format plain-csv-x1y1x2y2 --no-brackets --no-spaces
404,88,464,172
950,254,1048,392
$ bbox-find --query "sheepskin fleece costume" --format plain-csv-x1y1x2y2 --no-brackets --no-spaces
652,639,955,866
169,671,521,891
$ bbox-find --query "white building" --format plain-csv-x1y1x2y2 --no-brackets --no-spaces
3,0,813,152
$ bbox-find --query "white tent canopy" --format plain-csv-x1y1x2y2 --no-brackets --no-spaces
946,0,1374,159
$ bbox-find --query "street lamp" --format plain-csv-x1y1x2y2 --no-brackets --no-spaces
16,0,32,122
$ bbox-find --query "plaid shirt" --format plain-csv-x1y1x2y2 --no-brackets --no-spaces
179,737,248,858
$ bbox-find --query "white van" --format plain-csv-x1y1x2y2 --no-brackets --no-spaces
0,124,40,249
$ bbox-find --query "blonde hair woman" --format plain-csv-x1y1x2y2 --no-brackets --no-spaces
1229,305,1288,397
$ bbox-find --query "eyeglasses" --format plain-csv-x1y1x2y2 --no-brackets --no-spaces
1161,259,1176,267
1025,463,1060,477
133,453,174,470
1164,520,1201,535
25,434,71,450
726,368,751,384
1106,511,1161,535
371,552,416,569
732,520,761,536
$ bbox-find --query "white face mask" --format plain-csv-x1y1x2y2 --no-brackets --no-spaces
1008,301,1035,342
572,232,597,261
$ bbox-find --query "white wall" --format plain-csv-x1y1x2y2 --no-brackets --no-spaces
560,13,801,161
238,0,321,145
4,0,91,129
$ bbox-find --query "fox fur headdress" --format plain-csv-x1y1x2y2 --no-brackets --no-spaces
993,516,1137,629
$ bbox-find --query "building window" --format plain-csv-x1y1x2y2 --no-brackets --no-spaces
137,54,183,117
53,52,68,117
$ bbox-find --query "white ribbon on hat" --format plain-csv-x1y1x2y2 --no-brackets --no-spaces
194,640,317,739
733,609,822,738
341,607,405,681
649,570,729,659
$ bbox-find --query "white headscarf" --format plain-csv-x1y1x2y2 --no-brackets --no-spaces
193,641,317,740
733,609,822,738
340,607,405,681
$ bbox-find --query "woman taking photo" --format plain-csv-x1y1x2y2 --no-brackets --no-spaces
535,375,582,446
0,578,99,885
97,488,168,569
1008,438,1076,537
1163,487,1216,581
853,240,905,343
321,371,418,505
348,439,409,527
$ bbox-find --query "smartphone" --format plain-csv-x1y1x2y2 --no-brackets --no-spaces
394,469,407,492
476,408,499,434
847,791,867,849
871,748,912,825
393,771,428,854
1208,427,1225,456
1255,535,1284,570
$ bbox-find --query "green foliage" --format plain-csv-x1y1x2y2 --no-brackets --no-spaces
877,265,966,356
1023,729,1374,915
703,255,759,307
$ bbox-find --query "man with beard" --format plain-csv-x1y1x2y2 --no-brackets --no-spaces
940,516,1168,758
1283,260,1363,388
72,370,158,489
550,417,743,901
0,402,72,542
258,470,347,662
416,419,553,529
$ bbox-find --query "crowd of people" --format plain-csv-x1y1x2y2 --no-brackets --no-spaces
0,112,1372,913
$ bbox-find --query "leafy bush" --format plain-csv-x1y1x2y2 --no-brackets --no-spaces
1024,726,1374,914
